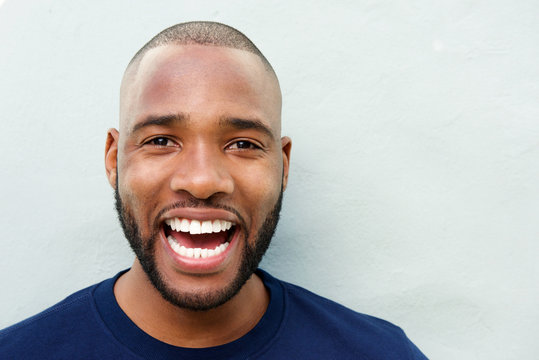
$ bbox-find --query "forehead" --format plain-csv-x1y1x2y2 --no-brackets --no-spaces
120,44,281,134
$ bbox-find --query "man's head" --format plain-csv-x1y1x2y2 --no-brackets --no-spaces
105,22,291,311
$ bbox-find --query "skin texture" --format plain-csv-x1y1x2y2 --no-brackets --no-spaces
104,44,291,347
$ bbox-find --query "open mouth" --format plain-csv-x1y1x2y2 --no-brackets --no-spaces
163,218,236,259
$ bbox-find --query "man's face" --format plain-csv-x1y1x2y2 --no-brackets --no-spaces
106,45,290,311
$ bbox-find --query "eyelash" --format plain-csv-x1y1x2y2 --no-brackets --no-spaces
143,137,263,151
227,140,262,151
145,137,178,147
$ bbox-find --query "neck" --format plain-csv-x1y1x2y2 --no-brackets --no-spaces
113,260,269,348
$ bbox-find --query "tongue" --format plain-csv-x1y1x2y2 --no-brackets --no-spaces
170,230,229,249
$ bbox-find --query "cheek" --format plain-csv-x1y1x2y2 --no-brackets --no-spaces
119,159,170,229
233,163,282,223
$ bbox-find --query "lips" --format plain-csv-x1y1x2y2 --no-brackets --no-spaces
164,217,236,259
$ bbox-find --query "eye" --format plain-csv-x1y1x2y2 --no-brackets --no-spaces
145,137,178,147
227,140,261,150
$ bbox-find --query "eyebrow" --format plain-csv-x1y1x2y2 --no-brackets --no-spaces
129,113,188,135
129,113,275,140
219,117,275,141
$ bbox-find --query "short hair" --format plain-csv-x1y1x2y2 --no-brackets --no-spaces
127,21,276,75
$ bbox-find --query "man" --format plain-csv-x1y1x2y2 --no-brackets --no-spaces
0,22,427,359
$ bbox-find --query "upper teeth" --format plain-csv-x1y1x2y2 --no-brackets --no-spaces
165,218,233,235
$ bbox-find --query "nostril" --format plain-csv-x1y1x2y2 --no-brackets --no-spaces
169,167,234,199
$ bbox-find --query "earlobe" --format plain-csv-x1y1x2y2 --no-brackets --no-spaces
105,129,120,189
280,136,292,191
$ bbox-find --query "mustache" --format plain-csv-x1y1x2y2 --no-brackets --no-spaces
156,198,247,230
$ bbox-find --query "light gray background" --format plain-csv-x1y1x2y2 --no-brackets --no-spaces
1,1,538,359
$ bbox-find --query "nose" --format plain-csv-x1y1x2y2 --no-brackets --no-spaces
169,144,234,200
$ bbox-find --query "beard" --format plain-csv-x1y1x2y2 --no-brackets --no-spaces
114,181,283,311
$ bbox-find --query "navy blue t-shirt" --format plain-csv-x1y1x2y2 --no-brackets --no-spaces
0,270,428,359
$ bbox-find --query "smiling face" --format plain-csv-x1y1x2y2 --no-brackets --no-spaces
105,44,290,310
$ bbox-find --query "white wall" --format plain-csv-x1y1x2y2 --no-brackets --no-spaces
1,1,537,359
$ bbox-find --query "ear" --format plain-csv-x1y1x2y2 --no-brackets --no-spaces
105,128,119,189
280,136,292,191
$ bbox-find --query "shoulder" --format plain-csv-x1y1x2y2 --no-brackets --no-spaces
267,273,428,359
282,279,400,332
260,270,381,327
1,284,95,333
0,280,123,360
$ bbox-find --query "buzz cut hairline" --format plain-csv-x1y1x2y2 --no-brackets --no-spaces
126,21,276,76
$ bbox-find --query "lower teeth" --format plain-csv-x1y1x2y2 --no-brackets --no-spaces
167,235,229,259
